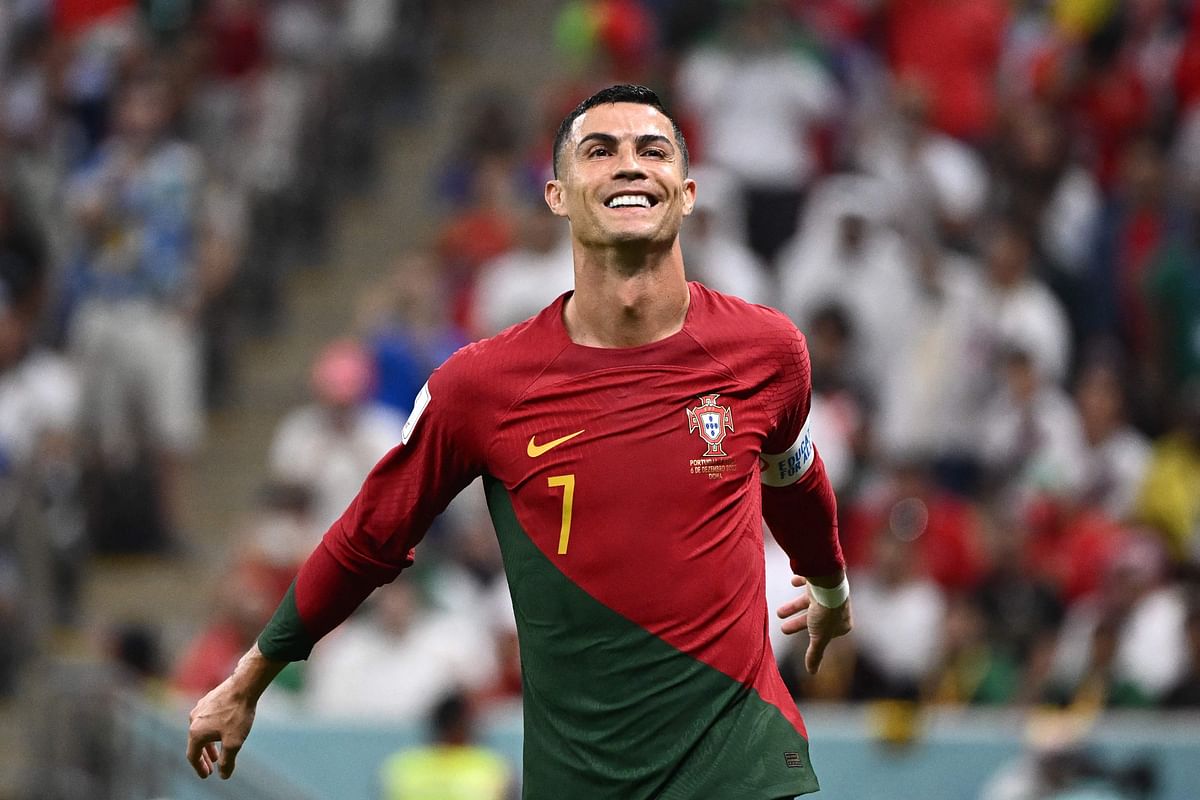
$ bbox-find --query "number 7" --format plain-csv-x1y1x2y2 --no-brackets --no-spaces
547,474,576,555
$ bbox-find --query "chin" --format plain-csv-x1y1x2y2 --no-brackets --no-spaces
603,225,674,246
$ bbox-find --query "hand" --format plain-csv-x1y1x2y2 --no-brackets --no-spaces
186,675,257,780
185,644,285,780
776,575,853,675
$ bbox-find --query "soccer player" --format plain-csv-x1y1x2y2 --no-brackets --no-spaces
186,84,852,798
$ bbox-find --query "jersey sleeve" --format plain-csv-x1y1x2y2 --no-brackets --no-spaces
758,318,845,578
258,354,489,660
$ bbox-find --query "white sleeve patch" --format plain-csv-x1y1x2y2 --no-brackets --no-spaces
401,382,431,445
760,413,815,487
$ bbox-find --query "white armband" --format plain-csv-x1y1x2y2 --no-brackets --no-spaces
760,414,815,487
401,382,431,445
807,575,850,609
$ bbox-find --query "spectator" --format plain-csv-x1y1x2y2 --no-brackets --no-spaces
777,173,915,399
873,240,981,467
846,530,946,700
1048,534,1189,707
969,220,1072,392
676,0,838,262
267,338,406,530
803,304,866,493
230,482,318,602
1137,382,1200,560
980,346,1085,510
472,207,573,337
679,166,770,305
436,91,536,212
1073,357,1151,522
437,157,522,329
378,690,515,800
973,519,1065,705
991,100,1101,329
854,79,989,245
306,578,496,722
64,71,209,549
357,253,468,415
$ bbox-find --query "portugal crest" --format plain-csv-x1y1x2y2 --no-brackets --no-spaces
687,394,734,457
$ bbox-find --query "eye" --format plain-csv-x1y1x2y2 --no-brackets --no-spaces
643,148,667,159
587,145,611,158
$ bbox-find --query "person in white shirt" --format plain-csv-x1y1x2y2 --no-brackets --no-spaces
472,208,573,337
679,166,770,305
777,173,917,400
306,578,496,721
1073,358,1151,522
968,220,1072,390
676,0,838,262
268,339,406,530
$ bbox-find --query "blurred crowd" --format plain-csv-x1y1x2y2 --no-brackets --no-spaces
0,0,434,699
9,0,1200,787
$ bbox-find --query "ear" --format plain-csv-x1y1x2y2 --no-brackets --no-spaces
680,178,697,217
545,180,569,218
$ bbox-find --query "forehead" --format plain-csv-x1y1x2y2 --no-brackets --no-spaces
569,102,674,145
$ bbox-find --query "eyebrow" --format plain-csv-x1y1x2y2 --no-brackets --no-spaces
576,132,675,154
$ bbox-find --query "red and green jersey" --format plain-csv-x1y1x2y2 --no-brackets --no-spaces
260,282,843,798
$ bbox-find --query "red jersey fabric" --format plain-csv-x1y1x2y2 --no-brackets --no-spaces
287,282,842,796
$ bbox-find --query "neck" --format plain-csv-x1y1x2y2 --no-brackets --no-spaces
564,239,689,348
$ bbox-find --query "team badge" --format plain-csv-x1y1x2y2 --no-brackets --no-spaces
687,394,734,457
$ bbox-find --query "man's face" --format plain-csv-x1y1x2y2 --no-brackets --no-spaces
546,102,695,249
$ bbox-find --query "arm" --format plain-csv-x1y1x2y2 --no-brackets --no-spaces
184,536,383,779
186,363,486,778
764,446,853,675
759,322,851,674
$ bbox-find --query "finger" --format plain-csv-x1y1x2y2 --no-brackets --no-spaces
218,739,242,779
187,732,215,779
776,593,811,619
205,743,219,764
806,634,829,675
780,612,809,636
791,575,808,587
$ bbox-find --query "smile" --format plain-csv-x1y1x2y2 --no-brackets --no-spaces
604,193,658,209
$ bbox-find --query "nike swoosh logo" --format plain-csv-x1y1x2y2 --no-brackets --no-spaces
527,430,585,458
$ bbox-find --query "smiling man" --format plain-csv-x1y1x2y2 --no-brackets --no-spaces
186,85,851,799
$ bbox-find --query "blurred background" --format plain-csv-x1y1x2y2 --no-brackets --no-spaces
1,0,1200,798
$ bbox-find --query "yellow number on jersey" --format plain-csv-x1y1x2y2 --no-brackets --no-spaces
547,474,576,555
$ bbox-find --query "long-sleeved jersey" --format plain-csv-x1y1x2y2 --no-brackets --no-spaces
260,282,843,799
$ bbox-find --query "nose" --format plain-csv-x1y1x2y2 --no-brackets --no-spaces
613,144,647,179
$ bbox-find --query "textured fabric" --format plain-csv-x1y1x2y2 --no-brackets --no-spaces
486,476,818,798
267,283,843,795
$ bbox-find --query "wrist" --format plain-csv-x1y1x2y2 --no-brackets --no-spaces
231,644,287,702
807,573,850,609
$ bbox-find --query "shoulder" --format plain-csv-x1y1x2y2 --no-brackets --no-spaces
431,300,569,408
688,282,806,357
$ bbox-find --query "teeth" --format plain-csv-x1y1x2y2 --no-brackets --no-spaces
606,195,652,208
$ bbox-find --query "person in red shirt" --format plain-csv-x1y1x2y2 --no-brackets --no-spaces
186,85,851,798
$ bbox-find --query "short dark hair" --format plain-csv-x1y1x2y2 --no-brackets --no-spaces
552,84,689,179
